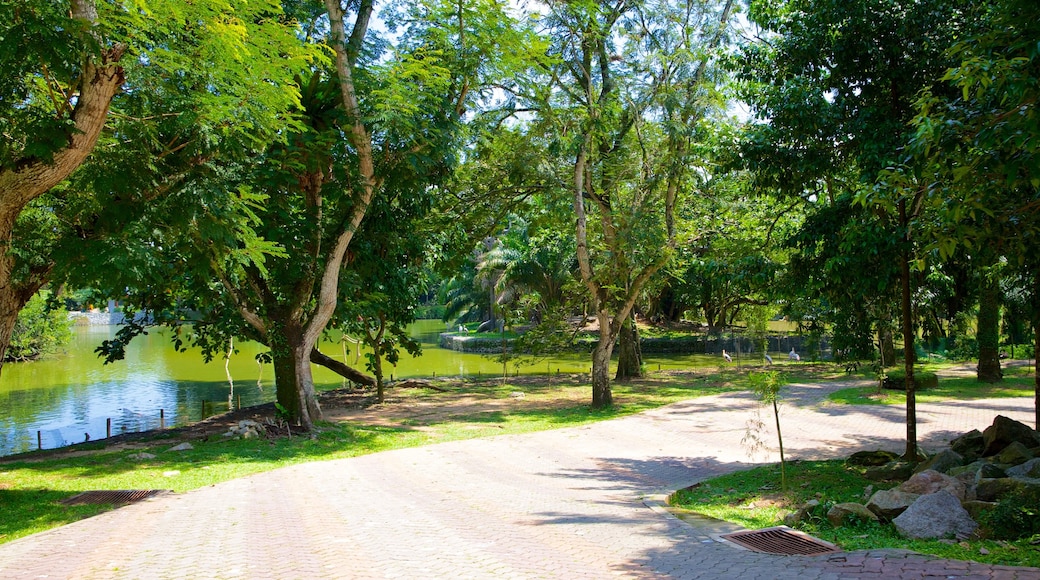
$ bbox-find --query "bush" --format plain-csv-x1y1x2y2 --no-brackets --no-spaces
979,487,1040,540
6,292,72,362
882,369,938,390
1002,343,1035,360
946,338,979,361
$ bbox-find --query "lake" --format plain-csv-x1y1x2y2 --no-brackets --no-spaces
0,320,734,457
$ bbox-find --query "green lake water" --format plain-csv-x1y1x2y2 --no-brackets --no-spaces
0,320,734,456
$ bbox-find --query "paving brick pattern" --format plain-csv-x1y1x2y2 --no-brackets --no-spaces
2,380,1039,579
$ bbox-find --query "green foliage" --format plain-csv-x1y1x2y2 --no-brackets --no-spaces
946,338,980,361
828,373,1033,405
671,459,1040,567
883,369,939,390
980,486,1040,541
6,292,72,362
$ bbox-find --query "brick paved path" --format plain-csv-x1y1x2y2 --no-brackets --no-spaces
2,380,1039,579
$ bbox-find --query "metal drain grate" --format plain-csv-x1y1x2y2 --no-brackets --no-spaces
60,490,170,506
721,527,841,556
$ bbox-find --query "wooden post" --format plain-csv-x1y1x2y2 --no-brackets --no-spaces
160,409,165,429
106,418,111,439
37,430,42,450
237,394,241,409
201,400,206,420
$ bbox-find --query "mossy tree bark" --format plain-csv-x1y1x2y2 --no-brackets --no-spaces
977,270,1003,383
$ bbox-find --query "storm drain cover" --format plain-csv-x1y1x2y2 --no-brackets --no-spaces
721,527,841,556
60,490,170,506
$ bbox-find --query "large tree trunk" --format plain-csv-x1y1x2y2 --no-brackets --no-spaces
0,0,125,370
615,317,642,381
879,327,896,367
0,279,47,367
271,325,322,429
591,321,616,408
977,272,1003,383
1034,269,1039,429
1035,314,1039,429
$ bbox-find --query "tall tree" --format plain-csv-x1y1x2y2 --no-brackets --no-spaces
88,0,541,428
0,0,314,370
909,0,1040,423
740,0,965,459
531,0,734,407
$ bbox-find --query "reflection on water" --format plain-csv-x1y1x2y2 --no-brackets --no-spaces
0,320,723,456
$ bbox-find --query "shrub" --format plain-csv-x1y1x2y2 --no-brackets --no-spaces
6,292,72,362
979,487,1040,540
882,369,938,390
946,338,979,361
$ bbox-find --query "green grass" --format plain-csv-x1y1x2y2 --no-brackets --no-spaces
0,371,741,545
671,460,1040,568
829,372,1035,405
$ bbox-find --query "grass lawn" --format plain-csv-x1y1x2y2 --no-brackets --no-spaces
0,370,741,545
828,363,1036,405
670,460,1040,569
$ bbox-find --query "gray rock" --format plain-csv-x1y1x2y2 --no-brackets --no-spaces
128,452,156,460
976,462,1008,480
1007,457,1040,479
866,488,920,520
893,491,978,540
982,415,1040,457
950,461,1007,495
914,449,964,474
782,499,819,527
166,442,194,452
848,450,899,467
996,441,1035,466
898,469,967,501
951,429,985,461
974,477,1024,502
865,461,915,482
948,460,985,478
826,502,879,527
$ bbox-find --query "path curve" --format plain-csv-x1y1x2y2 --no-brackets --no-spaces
1,380,1039,579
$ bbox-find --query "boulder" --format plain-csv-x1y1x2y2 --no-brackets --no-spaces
865,461,915,482
826,502,879,527
976,462,1008,480
848,450,899,467
893,491,978,540
974,477,1024,502
166,442,194,452
898,469,967,501
782,499,819,527
950,461,1006,482
866,489,920,520
1007,457,1040,480
951,430,985,462
996,441,1035,466
914,449,964,475
982,415,1040,457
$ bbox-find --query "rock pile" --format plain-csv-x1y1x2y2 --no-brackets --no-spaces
223,419,266,440
786,415,1040,541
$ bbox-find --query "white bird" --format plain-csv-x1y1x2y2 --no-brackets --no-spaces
789,348,800,361
764,353,773,365
722,349,732,363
